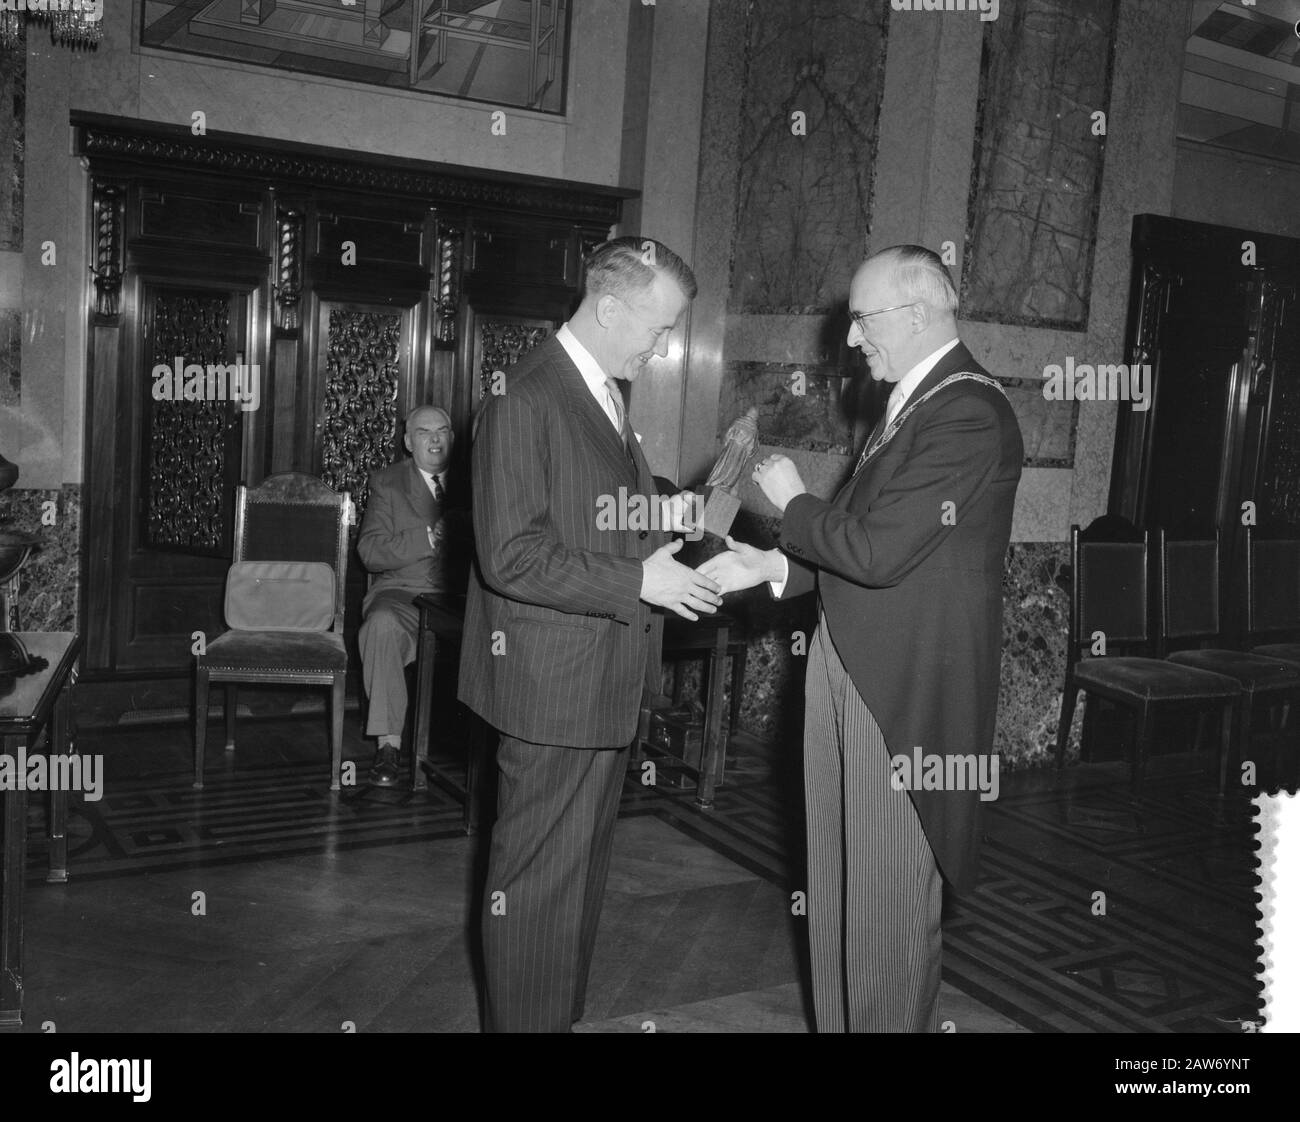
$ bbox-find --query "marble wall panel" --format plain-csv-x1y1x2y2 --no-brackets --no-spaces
0,33,21,253
962,0,1119,329
0,485,80,632
0,308,19,407
728,0,887,314
1002,378,1076,468
717,361,856,457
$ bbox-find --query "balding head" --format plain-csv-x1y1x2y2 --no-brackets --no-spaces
847,244,960,383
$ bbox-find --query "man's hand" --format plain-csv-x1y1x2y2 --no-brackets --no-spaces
661,490,702,536
697,535,783,594
641,540,722,621
753,454,807,514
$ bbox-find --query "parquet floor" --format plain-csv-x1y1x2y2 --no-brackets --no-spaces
3,710,1264,1032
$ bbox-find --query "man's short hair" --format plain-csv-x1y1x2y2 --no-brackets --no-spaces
582,236,698,304
869,244,959,315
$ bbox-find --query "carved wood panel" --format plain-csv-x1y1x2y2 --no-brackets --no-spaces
318,304,405,519
474,317,554,404
143,288,239,555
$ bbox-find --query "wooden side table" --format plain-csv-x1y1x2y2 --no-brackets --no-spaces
654,612,746,808
410,593,493,834
0,632,82,1028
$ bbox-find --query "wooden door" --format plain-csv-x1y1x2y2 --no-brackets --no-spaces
110,278,259,672
1111,213,1300,623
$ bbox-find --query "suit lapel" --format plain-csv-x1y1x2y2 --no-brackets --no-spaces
840,342,980,502
405,459,438,525
551,344,638,483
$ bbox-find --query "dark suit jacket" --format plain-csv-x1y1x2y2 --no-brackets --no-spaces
357,458,468,612
779,341,1023,893
458,335,668,748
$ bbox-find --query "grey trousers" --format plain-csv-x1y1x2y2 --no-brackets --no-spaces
358,589,421,739
803,618,943,1033
482,737,627,1033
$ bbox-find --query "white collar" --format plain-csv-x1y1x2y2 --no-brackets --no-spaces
891,337,960,412
417,466,445,491
556,323,612,401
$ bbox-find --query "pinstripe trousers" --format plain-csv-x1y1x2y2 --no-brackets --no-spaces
482,736,627,1033
804,617,943,1033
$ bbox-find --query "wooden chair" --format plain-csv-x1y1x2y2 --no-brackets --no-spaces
193,473,353,791
1159,531,1299,793
1055,520,1239,788
1245,530,1300,668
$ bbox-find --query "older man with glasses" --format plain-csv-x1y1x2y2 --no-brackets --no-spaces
701,244,1024,1032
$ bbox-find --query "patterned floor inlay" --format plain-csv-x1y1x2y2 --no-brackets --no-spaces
8,720,1263,1032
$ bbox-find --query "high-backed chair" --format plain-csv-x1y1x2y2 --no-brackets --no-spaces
1055,520,1239,788
1246,530,1300,668
194,473,353,791
1160,531,1299,793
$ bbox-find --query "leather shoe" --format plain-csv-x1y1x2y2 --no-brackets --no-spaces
369,744,401,787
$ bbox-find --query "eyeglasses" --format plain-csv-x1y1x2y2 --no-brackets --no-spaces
849,302,918,335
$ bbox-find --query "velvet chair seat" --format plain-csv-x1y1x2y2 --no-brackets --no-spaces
203,630,347,672
1073,657,1240,704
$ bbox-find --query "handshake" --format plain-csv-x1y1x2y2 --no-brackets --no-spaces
638,490,788,622
638,452,804,619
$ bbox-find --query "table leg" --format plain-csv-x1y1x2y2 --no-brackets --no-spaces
411,612,437,792
464,716,496,836
696,625,729,809
1,735,27,1026
47,673,75,883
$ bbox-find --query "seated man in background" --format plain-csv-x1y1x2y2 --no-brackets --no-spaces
357,405,468,787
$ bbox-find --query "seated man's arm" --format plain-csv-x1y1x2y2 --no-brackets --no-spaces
357,479,430,574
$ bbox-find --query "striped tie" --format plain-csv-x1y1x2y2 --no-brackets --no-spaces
604,377,626,437
605,377,636,465
432,474,445,503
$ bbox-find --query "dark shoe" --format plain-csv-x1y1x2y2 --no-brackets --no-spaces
370,744,401,787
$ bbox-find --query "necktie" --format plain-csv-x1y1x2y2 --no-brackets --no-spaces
604,377,626,436
885,384,904,428
432,474,445,503
606,377,637,460
855,386,904,474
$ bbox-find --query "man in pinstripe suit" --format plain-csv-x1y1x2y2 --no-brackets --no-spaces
702,245,1022,1032
458,237,722,1033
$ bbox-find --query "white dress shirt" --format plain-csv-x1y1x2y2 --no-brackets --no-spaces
884,337,959,426
417,467,447,499
418,467,448,548
768,337,961,596
556,322,621,430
